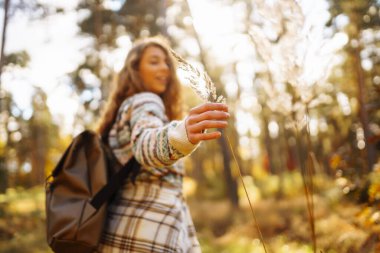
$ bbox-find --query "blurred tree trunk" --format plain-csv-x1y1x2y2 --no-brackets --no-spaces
184,0,239,208
348,16,376,172
353,42,376,172
0,158,6,193
327,0,378,172
94,0,102,40
218,133,239,208
276,116,289,198
261,108,274,174
192,148,205,188
29,88,52,186
0,0,10,193
0,0,9,81
30,125,47,185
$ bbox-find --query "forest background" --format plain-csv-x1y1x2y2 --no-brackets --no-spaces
0,0,380,252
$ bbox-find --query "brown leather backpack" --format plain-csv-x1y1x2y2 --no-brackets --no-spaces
45,130,139,253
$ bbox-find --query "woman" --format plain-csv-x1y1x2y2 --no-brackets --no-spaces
96,36,229,253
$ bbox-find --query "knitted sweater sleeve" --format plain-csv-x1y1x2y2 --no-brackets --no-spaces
129,92,197,168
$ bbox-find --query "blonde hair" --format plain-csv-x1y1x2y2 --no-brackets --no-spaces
95,36,183,139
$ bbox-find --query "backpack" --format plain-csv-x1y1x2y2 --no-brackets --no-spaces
45,130,140,253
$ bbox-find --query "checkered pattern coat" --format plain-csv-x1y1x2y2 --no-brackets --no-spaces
97,92,201,252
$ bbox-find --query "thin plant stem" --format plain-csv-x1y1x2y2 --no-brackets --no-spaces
304,110,317,253
307,152,316,252
294,125,316,253
171,49,268,251
226,134,269,253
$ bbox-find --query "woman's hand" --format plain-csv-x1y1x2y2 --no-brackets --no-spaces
185,103,229,144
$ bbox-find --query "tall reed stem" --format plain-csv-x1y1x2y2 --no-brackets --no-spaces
305,111,317,253
171,49,269,252
294,125,317,253
226,134,269,253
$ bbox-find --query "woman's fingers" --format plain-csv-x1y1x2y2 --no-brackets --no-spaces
188,131,222,144
189,102,228,115
187,110,230,124
186,102,230,144
187,120,228,133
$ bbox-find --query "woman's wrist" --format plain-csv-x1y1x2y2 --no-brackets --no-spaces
168,120,199,155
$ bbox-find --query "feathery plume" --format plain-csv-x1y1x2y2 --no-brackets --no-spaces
171,49,225,104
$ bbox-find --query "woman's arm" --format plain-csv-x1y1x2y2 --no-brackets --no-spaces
130,92,229,169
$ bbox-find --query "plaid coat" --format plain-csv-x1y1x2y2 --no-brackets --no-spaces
97,92,201,252
97,181,201,253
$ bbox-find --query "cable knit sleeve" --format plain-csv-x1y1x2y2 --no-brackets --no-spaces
130,92,198,169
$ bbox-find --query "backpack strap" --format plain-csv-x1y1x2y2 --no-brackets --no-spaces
90,157,140,210
45,141,75,190
51,141,75,178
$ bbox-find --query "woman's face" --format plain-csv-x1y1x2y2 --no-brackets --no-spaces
138,46,170,95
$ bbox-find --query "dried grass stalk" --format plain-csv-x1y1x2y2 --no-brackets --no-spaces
171,50,269,253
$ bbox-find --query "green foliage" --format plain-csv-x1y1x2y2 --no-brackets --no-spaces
4,50,30,67
368,163,380,203
0,186,52,253
191,174,378,252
